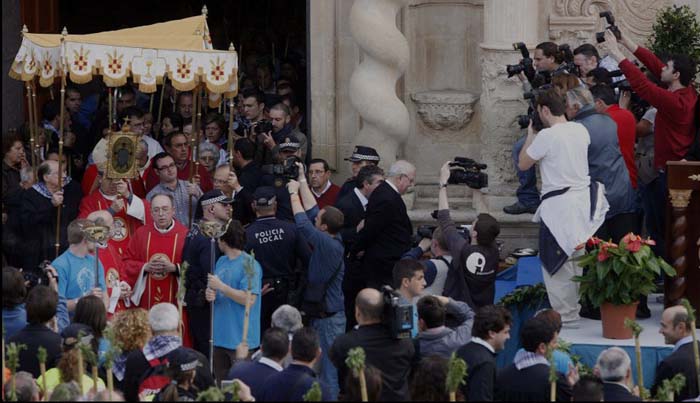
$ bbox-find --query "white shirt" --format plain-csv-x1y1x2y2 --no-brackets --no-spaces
142,135,164,160
311,180,332,198
471,336,495,354
386,179,400,194
674,335,694,352
527,121,609,255
258,357,283,372
353,187,369,210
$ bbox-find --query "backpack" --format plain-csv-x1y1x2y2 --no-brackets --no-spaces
137,356,171,401
685,96,700,161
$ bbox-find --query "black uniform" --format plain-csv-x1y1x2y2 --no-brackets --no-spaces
337,177,356,201
335,189,366,330
182,222,222,358
237,161,263,192
259,174,294,222
245,215,311,330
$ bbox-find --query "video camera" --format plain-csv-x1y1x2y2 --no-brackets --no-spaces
595,11,622,43
253,119,274,135
558,44,579,76
381,286,413,339
517,84,551,131
447,157,488,189
261,156,302,181
506,42,536,82
608,70,632,92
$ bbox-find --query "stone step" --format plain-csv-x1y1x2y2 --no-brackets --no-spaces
414,183,472,198
412,197,472,211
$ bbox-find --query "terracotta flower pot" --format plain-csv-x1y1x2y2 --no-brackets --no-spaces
600,301,639,339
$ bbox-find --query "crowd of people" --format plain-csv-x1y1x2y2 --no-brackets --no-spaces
1,21,699,403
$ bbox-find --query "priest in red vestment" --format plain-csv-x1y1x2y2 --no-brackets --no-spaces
86,210,133,319
123,193,188,310
78,174,151,255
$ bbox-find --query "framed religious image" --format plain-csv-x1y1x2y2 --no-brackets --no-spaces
105,125,139,179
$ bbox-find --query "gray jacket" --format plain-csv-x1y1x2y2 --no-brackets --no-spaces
417,299,475,359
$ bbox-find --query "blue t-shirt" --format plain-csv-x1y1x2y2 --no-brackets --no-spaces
213,252,263,350
53,250,106,300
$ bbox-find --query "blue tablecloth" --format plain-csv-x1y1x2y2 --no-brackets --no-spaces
494,257,670,389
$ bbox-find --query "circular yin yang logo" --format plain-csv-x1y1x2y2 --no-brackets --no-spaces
465,252,486,274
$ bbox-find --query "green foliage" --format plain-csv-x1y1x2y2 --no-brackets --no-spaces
545,347,558,384
6,342,26,373
446,352,468,393
680,298,696,323
345,347,366,377
102,326,122,370
557,339,592,376
303,381,322,402
648,5,700,73
242,254,256,291
197,386,226,401
37,346,47,365
624,318,643,337
573,235,676,308
654,373,686,401
177,261,189,303
498,283,548,309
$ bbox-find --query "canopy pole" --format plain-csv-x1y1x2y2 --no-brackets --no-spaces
188,84,199,229
157,79,166,128
228,97,235,171
55,27,68,258
108,88,113,135
30,81,39,168
148,93,154,116
26,82,37,178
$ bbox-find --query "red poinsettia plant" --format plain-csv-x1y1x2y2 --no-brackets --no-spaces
573,233,676,307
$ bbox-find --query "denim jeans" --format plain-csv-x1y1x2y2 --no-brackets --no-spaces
311,311,346,400
512,135,540,207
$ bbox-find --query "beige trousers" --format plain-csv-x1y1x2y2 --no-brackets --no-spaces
541,250,583,323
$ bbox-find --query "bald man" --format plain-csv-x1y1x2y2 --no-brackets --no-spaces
86,210,132,316
651,305,699,401
329,288,415,401
350,160,415,289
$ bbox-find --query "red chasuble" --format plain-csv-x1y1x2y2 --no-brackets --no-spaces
123,221,188,310
78,190,152,255
97,242,128,318
81,164,148,200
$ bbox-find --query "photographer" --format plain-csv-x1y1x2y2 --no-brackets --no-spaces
415,295,474,359
329,288,415,401
401,226,452,296
518,88,608,328
506,42,569,215
259,135,303,222
287,162,345,399
602,29,698,258
437,163,500,308
573,44,620,82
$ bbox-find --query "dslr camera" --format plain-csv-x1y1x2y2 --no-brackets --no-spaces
261,156,302,181
506,42,536,82
382,286,414,339
558,44,579,76
253,119,274,135
595,11,622,43
447,157,488,189
24,260,52,291
517,84,552,131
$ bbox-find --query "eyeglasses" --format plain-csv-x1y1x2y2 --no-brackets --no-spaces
157,163,177,171
152,206,172,215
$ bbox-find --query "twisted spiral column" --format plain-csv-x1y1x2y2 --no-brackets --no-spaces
349,0,410,166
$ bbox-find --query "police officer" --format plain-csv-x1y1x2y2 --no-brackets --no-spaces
337,145,381,200
183,189,234,358
260,135,303,222
245,186,311,331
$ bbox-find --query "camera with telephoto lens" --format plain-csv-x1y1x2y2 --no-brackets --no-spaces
558,44,579,76
517,84,552,131
447,157,488,189
595,11,622,43
23,260,52,291
382,286,414,339
506,42,536,82
253,119,274,135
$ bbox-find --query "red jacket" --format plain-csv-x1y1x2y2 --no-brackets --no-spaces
618,47,697,169
606,104,638,188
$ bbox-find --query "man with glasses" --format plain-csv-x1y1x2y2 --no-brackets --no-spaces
350,160,415,289
123,193,189,313
146,152,202,227
144,132,213,194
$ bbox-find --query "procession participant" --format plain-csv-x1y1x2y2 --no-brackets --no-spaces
86,210,133,318
78,168,150,255
123,194,188,311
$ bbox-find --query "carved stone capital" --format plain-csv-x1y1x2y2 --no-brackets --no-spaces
411,90,479,131
669,189,692,209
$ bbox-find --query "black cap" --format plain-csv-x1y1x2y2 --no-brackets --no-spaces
60,323,94,349
168,348,202,372
345,145,380,163
200,189,234,207
279,135,301,151
253,186,277,206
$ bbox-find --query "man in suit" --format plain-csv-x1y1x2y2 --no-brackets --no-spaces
651,305,699,401
596,347,641,401
496,317,577,402
350,160,415,289
335,165,384,330
329,288,415,401
456,305,512,401
337,145,381,200
226,327,288,400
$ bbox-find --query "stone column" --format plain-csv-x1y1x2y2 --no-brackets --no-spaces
475,0,539,213
348,0,410,167
2,0,23,136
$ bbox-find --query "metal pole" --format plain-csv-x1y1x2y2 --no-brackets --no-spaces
94,242,100,288
55,79,66,258
26,82,37,177
157,80,166,127
228,97,235,170
148,93,154,115
209,237,215,370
